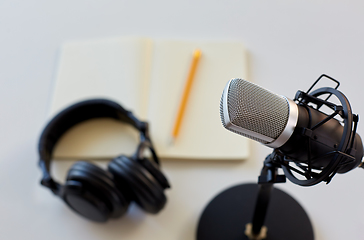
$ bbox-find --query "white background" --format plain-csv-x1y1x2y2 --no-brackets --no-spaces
1,1,364,239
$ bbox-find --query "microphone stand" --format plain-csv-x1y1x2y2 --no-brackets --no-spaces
197,151,314,240
245,152,286,240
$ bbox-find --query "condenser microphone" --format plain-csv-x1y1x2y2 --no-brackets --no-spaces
220,78,363,178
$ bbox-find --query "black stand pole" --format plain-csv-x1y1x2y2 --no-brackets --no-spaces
251,183,272,235
245,153,286,239
196,152,314,240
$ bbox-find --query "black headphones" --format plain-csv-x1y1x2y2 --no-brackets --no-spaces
38,99,170,222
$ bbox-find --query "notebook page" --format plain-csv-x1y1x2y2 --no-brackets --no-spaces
147,40,250,159
50,37,152,159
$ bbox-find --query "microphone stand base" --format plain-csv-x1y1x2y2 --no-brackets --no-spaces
196,183,314,240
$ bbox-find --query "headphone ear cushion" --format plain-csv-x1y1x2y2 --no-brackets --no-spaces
66,161,130,220
108,156,167,214
136,158,170,189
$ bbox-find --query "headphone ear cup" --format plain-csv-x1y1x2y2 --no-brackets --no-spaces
108,156,167,214
137,158,170,189
63,161,130,222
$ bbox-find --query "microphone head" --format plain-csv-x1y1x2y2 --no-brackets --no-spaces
220,78,297,147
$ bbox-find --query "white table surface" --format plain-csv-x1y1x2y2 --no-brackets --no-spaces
1,1,364,239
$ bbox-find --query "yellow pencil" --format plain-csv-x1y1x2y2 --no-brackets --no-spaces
171,49,202,141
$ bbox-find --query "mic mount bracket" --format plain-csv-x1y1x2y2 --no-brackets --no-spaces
306,74,340,100
258,152,286,184
282,76,357,186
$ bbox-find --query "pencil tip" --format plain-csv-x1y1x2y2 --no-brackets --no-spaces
168,137,175,146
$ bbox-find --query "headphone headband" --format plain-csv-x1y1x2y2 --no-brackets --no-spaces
38,99,150,193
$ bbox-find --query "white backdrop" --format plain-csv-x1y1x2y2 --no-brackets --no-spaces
1,1,364,239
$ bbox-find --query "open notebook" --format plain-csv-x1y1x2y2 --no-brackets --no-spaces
50,37,249,160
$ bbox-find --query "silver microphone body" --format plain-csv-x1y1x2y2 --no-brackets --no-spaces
220,78,298,148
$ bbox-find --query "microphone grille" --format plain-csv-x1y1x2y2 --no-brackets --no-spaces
221,78,290,143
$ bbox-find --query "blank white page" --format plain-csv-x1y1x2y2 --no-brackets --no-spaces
50,37,152,159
